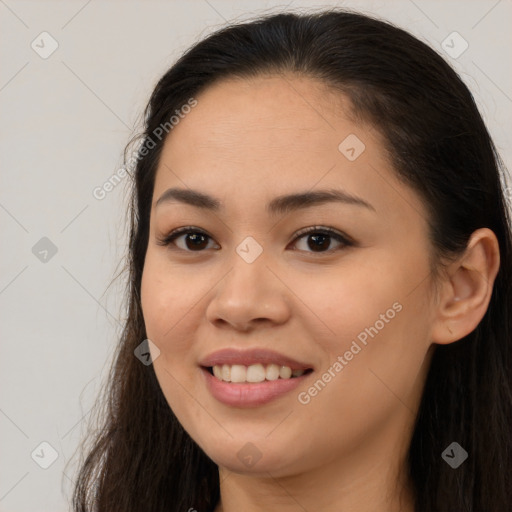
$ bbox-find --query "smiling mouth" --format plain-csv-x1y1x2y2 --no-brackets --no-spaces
205,364,314,383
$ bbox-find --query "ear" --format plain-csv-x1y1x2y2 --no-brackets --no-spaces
430,228,500,345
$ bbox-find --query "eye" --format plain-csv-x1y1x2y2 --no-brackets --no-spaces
290,226,353,254
157,226,219,252
156,225,353,254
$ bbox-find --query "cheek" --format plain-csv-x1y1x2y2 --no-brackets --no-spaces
289,255,404,348
141,257,204,417
291,252,431,396
140,254,198,356
291,304,429,458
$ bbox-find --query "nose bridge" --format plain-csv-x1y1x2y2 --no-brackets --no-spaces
205,236,290,329
222,236,273,306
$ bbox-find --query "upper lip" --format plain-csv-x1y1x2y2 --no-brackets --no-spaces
199,348,314,371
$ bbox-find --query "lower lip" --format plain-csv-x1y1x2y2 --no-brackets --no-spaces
201,367,312,407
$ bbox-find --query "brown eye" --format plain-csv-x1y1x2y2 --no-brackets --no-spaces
178,232,211,251
292,227,352,254
157,227,219,252
302,233,333,252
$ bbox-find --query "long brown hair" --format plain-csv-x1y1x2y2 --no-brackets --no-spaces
72,9,512,511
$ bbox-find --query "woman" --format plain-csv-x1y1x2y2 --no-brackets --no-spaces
72,8,512,511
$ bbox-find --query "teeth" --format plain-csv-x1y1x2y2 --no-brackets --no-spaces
279,366,292,379
213,365,222,379
266,364,280,381
211,363,306,383
246,363,266,383
230,364,246,383
221,364,231,382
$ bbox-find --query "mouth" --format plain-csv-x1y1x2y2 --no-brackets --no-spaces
198,347,315,406
200,364,314,407
203,364,314,383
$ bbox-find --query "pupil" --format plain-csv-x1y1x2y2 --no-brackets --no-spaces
309,234,329,252
187,233,208,250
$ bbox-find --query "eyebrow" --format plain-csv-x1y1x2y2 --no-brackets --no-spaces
154,187,376,215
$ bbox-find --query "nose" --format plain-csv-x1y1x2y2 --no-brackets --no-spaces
205,251,291,332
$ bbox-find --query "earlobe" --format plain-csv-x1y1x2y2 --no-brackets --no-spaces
430,228,500,345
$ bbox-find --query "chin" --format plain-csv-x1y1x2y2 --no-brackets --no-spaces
197,435,300,475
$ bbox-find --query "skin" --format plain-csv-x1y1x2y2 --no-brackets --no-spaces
140,74,500,511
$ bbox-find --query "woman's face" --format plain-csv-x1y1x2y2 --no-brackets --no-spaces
141,75,437,478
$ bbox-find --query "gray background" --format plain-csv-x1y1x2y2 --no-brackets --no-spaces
1,0,511,510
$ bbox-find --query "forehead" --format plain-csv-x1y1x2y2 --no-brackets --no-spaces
152,75,426,228
165,74,354,151
157,76,378,182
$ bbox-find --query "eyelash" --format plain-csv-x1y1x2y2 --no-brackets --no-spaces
156,225,354,255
